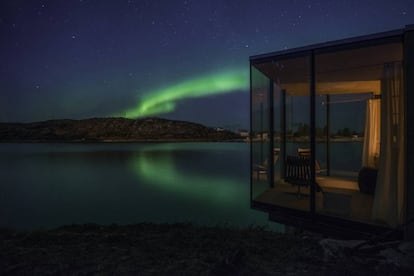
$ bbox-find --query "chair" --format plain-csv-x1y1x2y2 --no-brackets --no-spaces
285,154,322,198
297,148,326,174
285,155,311,198
253,148,280,179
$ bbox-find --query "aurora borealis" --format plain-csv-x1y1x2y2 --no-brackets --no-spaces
122,69,248,118
1,0,413,127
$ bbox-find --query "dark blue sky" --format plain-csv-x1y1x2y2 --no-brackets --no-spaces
1,0,413,128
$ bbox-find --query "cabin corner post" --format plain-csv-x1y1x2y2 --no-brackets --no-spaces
281,89,286,180
269,79,275,188
404,26,414,240
310,51,316,214
326,94,331,176
249,61,253,206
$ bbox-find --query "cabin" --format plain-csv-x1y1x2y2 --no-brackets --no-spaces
250,25,414,239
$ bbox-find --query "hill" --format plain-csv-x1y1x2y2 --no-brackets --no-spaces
0,117,242,142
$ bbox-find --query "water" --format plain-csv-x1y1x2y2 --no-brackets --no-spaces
254,142,363,173
0,142,275,230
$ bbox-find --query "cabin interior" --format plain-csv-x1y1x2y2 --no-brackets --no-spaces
250,33,407,233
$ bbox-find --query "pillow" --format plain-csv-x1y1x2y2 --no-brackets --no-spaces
358,167,377,194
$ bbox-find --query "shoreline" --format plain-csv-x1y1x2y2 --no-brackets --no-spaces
0,138,365,143
0,139,247,143
1,223,409,275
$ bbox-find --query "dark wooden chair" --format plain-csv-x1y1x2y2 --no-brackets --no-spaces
297,148,326,174
285,155,322,198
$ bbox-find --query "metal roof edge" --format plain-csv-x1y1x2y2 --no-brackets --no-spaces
406,24,414,31
250,26,409,61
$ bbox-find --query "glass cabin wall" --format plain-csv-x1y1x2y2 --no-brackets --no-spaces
251,55,312,211
251,66,271,199
404,28,414,238
277,56,311,211
315,42,404,227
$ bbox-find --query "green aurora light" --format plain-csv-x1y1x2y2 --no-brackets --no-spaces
121,69,248,118
128,143,244,203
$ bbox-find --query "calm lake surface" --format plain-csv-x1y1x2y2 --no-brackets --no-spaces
0,142,276,230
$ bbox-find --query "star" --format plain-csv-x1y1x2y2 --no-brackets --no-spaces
0,0,412,127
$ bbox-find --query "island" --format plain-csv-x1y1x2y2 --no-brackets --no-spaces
0,117,242,142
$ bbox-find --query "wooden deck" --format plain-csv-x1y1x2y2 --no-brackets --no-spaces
253,176,375,224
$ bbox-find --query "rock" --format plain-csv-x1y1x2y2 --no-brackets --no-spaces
319,238,365,261
378,241,414,271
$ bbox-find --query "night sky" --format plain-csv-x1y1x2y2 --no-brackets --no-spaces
1,0,413,129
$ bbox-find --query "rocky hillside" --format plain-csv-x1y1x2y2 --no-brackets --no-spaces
0,117,241,142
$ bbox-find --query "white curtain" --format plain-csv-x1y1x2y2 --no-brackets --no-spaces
372,62,405,227
362,99,381,168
